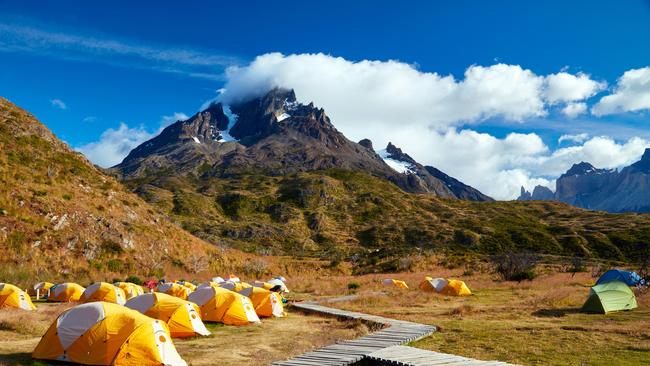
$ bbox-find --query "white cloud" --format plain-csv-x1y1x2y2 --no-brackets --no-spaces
389,127,648,199
219,53,549,131
561,102,588,118
82,116,97,122
0,23,237,80
76,112,189,168
76,123,152,168
592,67,650,115
544,72,606,104
558,133,589,144
49,98,67,110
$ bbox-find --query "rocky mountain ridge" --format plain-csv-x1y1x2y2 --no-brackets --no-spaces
518,151,650,212
115,88,491,200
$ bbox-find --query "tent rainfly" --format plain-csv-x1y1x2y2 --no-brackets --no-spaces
581,280,638,314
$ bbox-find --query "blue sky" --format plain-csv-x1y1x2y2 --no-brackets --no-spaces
2,1,650,199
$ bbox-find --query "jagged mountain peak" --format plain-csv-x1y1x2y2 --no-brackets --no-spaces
561,161,601,177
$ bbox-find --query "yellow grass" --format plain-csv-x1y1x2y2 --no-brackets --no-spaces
295,268,650,366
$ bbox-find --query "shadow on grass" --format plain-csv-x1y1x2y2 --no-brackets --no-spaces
0,352,48,366
531,307,581,318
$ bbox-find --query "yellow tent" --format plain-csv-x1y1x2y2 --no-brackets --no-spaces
188,285,260,326
251,280,275,291
126,292,210,338
32,302,187,366
114,282,145,300
220,281,252,292
419,277,449,293
82,282,127,305
238,286,284,318
48,283,85,302
382,279,409,289
31,282,55,298
175,281,197,291
157,282,191,300
0,283,35,311
440,279,472,296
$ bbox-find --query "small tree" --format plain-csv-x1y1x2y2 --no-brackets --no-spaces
491,251,539,281
567,256,587,277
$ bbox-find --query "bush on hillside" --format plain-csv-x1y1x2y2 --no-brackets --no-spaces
125,275,142,285
491,251,539,281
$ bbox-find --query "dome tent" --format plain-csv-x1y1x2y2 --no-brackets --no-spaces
596,269,642,286
31,282,55,299
126,292,210,338
238,286,284,317
0,283,35,310
82,282,126,305
157,282,192,300
48,282,85,302
382,279,409,289
581,280,638,314
419,277,448,293
440,280,472,296
188,285,260,326
220,281,252,292
115,282,145,300
33,302,187,365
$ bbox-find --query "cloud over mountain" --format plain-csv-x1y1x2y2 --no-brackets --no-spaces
214,53,647,199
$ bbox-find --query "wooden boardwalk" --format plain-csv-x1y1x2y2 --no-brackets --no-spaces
368,345,519,365
272,299,519,366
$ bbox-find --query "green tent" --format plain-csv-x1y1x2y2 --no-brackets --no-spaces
581,280,638,314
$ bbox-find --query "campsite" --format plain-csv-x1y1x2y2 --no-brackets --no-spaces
0,256,648,366
4,2,650,365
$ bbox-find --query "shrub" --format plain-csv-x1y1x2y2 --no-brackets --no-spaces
491,251,539,281
62,194,72,200
106,259,124,272
565,256,587,277
125,275,142,285
347,282,361,290
240,258,269,279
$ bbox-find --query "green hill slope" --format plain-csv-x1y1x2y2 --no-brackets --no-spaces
0,98,223,283
120,166,650,265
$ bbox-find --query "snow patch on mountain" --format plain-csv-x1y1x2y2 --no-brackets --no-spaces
377,149,415,174
219,105,239,142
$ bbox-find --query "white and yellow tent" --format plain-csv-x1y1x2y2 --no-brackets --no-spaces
219,281,252,292
32,302,187,366
382,279,409,289
48,282,85,302
175,281,197,291
419,277,448,293
188,285,260,326
126,292,210,338
31,282,55,299
0,283,36,310
157,282,192,300
440,279,472,296
114,282,145,300
238,286,284,318
82,282,127,305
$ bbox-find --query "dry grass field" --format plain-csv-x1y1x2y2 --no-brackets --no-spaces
0,261,648,366
0,301,367,366
290,267,650,366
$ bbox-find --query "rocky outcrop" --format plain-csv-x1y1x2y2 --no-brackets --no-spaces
518,185,554,201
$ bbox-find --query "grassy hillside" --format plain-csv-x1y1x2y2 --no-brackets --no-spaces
0,97,254,285
119,165,650,269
